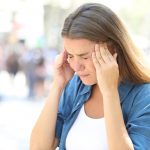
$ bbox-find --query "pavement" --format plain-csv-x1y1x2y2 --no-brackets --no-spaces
0,98,45,150
0,71,45,150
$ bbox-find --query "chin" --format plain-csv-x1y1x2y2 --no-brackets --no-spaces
80,79,97,86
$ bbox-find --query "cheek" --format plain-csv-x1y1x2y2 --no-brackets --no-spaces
88,60,95,69
68,62,75,70
86,61,96,73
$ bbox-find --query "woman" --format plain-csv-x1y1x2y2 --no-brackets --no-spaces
30,3,150,150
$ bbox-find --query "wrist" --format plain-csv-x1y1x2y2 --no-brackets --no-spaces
52,80,66,90
102,88,118,97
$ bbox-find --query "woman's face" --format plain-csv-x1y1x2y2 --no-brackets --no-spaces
63,37,97,85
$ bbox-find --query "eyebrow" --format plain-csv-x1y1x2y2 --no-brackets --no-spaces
66,51,90,56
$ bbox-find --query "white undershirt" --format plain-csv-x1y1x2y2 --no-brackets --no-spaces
66,105,108,150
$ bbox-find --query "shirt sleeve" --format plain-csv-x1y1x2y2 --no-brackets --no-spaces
126,84,150,150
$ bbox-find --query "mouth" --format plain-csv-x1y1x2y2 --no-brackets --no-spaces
79,74,89,78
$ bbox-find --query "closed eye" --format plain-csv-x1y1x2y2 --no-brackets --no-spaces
82,55,91,60
68,55,73,59
83,57,89,59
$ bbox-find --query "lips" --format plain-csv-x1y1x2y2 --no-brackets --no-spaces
79,74,89,77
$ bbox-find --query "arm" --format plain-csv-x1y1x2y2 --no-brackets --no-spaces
30,81,64,150
30,50,74,150
92,43,134,150
103,90,134,150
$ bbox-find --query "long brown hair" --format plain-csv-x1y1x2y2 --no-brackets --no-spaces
61,3,150,83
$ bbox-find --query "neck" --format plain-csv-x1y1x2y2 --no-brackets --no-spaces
91,84,103,100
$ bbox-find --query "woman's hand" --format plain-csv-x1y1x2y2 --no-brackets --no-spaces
92,43,119,94
53,50,74,88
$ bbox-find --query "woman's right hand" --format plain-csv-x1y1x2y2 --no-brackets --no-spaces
53,50,74,88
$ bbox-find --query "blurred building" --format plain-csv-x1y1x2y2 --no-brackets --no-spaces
1,0,150,51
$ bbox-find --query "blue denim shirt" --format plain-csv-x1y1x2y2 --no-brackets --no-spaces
55,75,150,150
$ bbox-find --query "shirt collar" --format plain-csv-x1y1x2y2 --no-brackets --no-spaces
79,83,92,95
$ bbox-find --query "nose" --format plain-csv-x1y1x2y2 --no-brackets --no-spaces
73,60,84,72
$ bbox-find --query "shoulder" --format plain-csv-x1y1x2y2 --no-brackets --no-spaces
131,83,150,105
131,83,150,113
122,82,150,119
124,83,150,148
119,82,150,104
120,82,150,121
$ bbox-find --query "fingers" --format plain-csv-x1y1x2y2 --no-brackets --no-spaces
100,43,111,62
55,50,68,68
94,44,104,65
63,51,69,65
92,43,117,66
92,48,101,68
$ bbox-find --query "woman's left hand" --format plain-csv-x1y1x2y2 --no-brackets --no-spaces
92,43,119,94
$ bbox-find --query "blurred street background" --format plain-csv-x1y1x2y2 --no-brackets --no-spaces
0,0,150,149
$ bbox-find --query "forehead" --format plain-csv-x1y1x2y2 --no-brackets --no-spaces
63,38,95,54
